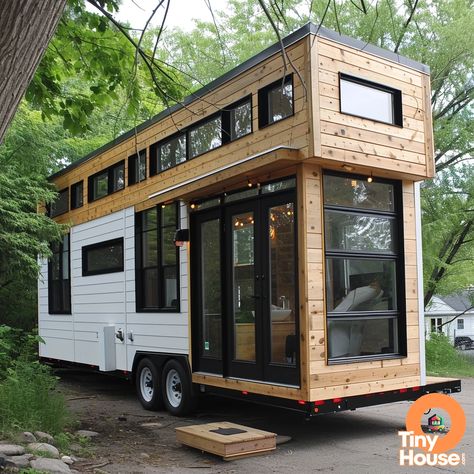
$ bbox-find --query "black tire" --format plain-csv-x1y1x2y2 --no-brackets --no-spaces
161,359,197,416
135,358,164,410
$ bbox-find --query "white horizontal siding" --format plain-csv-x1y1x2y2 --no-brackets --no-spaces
38,203,190,372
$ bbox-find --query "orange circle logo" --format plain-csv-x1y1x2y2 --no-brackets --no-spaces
405,393,466,453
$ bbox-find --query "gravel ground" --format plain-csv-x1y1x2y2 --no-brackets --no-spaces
59,370,473,474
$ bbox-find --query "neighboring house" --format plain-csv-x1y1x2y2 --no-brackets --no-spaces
425,290,474,347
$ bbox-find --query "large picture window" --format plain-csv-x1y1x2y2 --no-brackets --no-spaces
48,234,71,314
135,203,179,312
82,238,124,276
323,172,405,362
339,73,403,126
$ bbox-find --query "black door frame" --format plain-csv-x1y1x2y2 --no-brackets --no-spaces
190,187,300,386
190,208,225,375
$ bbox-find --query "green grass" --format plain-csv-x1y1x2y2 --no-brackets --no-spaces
0,360,70,436
426,333,474,377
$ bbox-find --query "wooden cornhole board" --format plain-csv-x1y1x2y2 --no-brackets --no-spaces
175,421,276,461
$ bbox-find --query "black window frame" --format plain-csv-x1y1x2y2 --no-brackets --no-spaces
49,187,70,217
88,160,125,202
70,181,84,210
48,234,71,315
82,237,124,276
258,74,294,128
339,73,403,127
323,170,406,364
128,150,147,186
135,203,180,312
149,95,253,176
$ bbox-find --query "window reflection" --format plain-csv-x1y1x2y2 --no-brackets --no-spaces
328,318,398,358
230,100,252,140
232,212,256,362
190,117,222,158
324,175,394,211
201,219,222,359
325,211,395,253
160,134,186,170
269,203,296,365
268,81,293,123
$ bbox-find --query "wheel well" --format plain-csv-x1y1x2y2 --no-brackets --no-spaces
132,352,191,382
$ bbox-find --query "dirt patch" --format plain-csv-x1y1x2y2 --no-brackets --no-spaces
59,369,273,473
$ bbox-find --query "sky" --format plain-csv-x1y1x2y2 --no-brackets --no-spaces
114,0,229,31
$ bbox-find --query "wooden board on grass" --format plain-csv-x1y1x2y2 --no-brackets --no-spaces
175,421,276,461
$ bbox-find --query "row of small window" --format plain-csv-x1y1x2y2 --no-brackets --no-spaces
48,75,294,217
48,203,180,314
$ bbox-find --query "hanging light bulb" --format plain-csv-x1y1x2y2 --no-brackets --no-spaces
368,173,373,183
190,203,196,209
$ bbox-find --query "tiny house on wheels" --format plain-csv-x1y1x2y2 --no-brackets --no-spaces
38,24,461,417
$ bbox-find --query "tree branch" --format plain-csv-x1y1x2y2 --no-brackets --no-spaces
394,0,419,53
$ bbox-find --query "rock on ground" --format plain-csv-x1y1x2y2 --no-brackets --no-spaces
18,431,37,443
61,455,74,465
30,458,71,473
34,431,55,444
5,453,33,469
0,444,25,456
75,429,99,438
28,442,60,458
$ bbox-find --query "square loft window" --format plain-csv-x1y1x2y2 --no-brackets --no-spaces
339,73,403,126
70,181,83,209
159,133,187,171
190,116,222,158
258,75,293,128
128,150,147,185
49,188,69,217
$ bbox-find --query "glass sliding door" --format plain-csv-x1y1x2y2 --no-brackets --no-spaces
190,178,299,385
231,211,257,363
190,210,223,374
268,202,297,367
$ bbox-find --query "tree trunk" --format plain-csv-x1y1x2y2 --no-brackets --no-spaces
0,0,66,143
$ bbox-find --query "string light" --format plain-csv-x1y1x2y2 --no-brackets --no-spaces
368,173,373,183
190,203,196,209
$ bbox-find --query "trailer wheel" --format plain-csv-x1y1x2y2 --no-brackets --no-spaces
136,358,163,410
161,359,197,416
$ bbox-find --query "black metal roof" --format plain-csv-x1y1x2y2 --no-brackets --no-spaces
49,23,430,180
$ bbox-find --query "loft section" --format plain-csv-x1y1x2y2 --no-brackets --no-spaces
45,24,433,224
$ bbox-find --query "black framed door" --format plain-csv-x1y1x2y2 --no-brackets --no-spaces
191,188,299,386
190,209,224,375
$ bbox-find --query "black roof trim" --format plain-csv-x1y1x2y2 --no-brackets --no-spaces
49,23,429,180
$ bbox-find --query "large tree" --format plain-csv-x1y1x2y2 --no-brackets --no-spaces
422,166,474,307
0,0,67,142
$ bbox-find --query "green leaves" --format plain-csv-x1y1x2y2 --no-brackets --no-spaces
422,166,474,303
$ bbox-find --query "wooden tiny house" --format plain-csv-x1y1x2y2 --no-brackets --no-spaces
38,24,459,416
